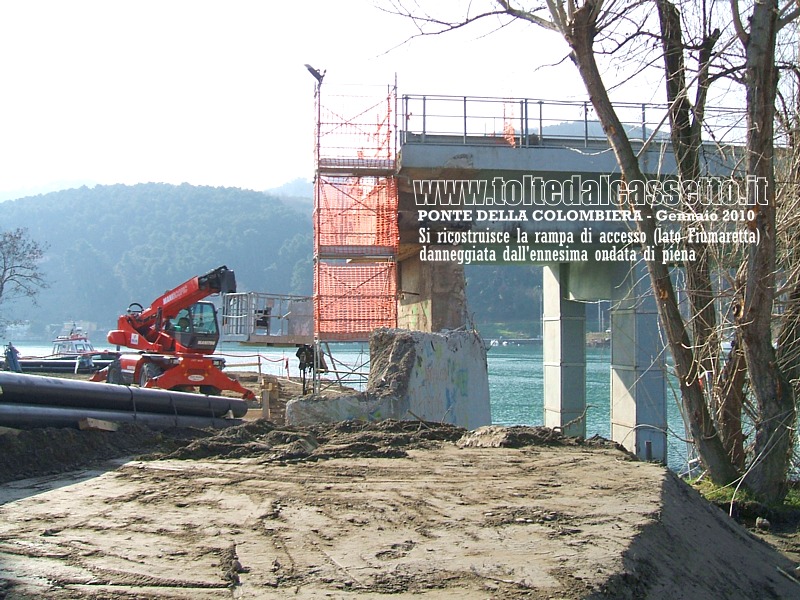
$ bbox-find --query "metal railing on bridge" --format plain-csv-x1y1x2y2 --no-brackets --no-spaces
400,94,749,149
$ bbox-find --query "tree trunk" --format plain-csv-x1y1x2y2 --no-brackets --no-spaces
714,331,746,467
737,0,795,502
777,76,800,392
656,0,745,468
566,0,738,484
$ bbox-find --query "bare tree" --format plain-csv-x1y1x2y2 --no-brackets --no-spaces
0,228,48,330
539,0,739,486
654,0,748,470
776,25,800,389
726,0,798,502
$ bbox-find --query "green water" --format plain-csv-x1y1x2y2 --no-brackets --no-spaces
487,343,691,470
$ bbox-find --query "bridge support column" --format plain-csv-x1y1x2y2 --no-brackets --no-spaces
610,260,667,462
397,255,467,332
543,264,586,437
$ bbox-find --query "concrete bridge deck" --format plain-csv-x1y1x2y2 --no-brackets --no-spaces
393,94,749,464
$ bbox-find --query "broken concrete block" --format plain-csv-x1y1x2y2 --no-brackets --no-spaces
286,328,491,429
286,393,405,426
78,418,120,432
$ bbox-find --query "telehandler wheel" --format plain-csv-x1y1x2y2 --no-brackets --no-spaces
139,362,163,388
106,360,123,385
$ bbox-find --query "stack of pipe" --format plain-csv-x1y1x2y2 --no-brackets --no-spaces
0,372,247,430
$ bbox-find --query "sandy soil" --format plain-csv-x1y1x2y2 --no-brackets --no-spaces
0,420,799,599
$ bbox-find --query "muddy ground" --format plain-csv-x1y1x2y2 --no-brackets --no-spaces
0,416,799,599
1,373,800,598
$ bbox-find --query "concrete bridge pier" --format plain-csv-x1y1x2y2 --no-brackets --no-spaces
543,264,586,437
397,255,468,332
609,261,667,462
544,260,667,462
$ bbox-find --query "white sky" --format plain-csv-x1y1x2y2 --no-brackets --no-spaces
0,1,643,201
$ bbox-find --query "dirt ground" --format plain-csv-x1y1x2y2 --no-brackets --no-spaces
1,373,800,598
0,417,799,599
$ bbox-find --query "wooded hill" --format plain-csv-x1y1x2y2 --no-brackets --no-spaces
0,183,544,338
0,183,311,336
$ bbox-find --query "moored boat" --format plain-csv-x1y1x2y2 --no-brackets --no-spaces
1,329,119,374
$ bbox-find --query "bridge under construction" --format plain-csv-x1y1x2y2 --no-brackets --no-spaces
228,83,749,463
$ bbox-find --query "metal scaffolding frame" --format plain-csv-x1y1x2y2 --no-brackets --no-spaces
311,82,399,392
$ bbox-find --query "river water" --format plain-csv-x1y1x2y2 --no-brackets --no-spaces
4,339,693,471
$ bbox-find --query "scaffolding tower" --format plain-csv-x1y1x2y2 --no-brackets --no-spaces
312,83,399,370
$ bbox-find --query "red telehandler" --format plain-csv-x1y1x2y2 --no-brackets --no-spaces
91,265,256,400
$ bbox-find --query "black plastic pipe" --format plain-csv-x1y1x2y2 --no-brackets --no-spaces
0,372,249,419
0,402,241,430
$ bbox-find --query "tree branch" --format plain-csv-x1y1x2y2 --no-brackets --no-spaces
729,0,750,47
377,1,511,49
494,0,561,33
778,0,800,29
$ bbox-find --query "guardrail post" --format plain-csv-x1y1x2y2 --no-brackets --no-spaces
583,101,589,147
463,96,467,144
422,95,426,144
538,100,543,144
402,94,408,144
641,104,646,143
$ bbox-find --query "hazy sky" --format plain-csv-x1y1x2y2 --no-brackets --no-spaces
0,1,628,201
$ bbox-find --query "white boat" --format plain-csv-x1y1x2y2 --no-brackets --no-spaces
2,329,119,374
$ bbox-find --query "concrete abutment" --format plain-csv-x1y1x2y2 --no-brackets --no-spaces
288,328,491,429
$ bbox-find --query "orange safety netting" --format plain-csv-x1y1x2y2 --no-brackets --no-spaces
314,262,397,340
313,86,399,341
317,91,395,164
314,176,398,257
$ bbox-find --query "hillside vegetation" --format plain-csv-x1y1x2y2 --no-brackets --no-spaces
0,183,546,338
0,183,312,335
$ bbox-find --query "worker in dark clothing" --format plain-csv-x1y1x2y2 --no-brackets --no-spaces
296,344,315,394
4,343,21,372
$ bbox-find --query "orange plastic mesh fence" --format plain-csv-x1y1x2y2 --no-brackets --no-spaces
318,89,395,163
314,262,397,339
314,176,398,256
313,86,399,341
